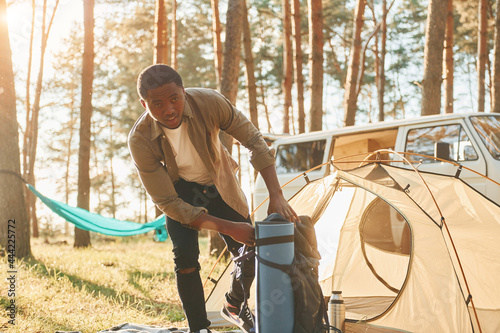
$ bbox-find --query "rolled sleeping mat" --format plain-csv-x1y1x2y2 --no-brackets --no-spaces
255,213,295,333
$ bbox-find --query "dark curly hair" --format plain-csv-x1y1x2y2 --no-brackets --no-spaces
136,64,183,100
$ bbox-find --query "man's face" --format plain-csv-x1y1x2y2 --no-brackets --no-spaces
141,82,185,129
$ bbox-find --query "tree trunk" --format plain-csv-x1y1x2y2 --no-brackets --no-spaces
308,0,324,131
282,0,293,134
143,191,148,223
262,88,272,133
23,0,36,239
377,0,387,122
493,0,500,113
211,0,224,90
421,0,448,116
25,0,60,238
0,0,31,258
75,0,94,248
374,31,381,120
477,0,487,112
356,24,380,104
154,0,168,64
92,123,103,211
259,65,273,133
64,88,77,236
219,0,244,152
292,0,305,133
343,0,365,126
213,0,244,257
242,1,259,129
221,0,243,105
26,0,48,239
152,0,169,219
22,0,35,238
443,0,454,114
108,109,116,218
23,0,35,181
171,0,178,70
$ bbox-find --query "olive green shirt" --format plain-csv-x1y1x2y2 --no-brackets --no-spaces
128,88,275,226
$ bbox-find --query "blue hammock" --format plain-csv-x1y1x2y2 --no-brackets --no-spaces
28,184,168,242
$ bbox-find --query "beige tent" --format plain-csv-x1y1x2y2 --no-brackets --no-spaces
206,161,500,332
288,162,500,332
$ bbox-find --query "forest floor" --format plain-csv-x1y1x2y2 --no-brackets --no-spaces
0,234,237,333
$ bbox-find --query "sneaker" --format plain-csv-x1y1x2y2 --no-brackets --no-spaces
190,329,212,333
220,302,255,333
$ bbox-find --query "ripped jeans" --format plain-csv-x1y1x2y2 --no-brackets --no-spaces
166,178,255,331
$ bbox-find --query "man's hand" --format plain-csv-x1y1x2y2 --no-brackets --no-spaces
268,192,299,223
227,222,255,247
260,164,299,223
190,213,255,246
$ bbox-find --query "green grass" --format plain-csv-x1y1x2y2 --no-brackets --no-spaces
0,235,231,333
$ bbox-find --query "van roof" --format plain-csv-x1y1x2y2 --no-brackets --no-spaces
272,113,500,143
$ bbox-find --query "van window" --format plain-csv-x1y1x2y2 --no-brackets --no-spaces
470,115,500,160
275,140,326,174
405,124,478,163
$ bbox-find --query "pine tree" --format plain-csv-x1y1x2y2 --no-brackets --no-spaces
421,0,449,115
292,0,305,133
75,0,95,248
343,0,365,126
308,0,324,130
282,0,293,133
242,1,259,129
0,0,31,258
443,0,454,114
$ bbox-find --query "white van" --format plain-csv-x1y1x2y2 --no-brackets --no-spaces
253,113,500,220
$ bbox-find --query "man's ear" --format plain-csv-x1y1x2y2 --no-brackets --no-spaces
140,99,147,109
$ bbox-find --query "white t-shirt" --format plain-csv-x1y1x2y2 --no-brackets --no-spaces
161,122,213,185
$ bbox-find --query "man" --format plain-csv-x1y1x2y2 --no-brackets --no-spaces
128,64,298,333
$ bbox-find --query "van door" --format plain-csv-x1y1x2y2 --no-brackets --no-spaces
468,114,500,203
253,137,331,220
400,121,487,196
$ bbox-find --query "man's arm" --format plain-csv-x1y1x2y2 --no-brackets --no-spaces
207,91,298,222
259,164,299,223
190,212,255,246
